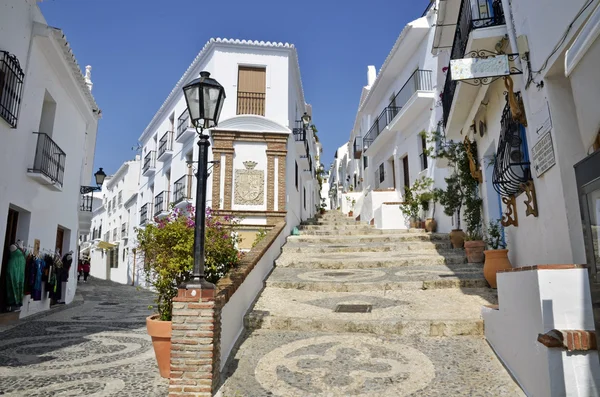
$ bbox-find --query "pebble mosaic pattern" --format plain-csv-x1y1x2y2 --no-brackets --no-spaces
0,278,168,396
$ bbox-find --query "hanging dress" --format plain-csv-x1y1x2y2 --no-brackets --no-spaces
6,249,25,307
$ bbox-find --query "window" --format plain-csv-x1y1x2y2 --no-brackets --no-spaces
303,187,306,210
118,191,123,205
295,161,299,190
379,163,385,183
237,66,266,116
363,156,368,169
113,228,118,241
0,51,25,128
420,135,428,170
109,248,118,268
402,156,410,189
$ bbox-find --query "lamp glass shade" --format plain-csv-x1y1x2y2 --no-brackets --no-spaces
94,168,106,186
183,71,226,129
301,112,311,127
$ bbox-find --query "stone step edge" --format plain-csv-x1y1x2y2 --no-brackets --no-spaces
244,315,484,337
265,278,489,292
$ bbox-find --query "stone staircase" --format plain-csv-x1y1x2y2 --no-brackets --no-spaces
220,211,524,396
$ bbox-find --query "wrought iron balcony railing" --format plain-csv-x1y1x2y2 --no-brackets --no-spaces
28,132,66,186
353,137,363,159
173,174,193,204
140,203,149,225
176,111,191,139
0,51,25,128
80,194,93,212
143,151,156,173
363,69,433,149
154,191,170,216
442,0,506,127
237,91,265,116
158,130,173,158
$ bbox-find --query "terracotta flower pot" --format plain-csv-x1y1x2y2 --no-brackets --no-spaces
348,211,354,217
449,229,466,248
464,240,485,263
146,315,172,378
483,249,512,288
425,218,437,233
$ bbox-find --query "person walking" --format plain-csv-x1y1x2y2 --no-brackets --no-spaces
77,259,84,282
82,260,91,283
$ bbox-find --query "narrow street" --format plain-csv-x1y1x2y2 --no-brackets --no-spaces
0,279,168,396
220,211,525,396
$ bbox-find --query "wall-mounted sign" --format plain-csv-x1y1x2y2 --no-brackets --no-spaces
531,131,556,177
450,55,510,81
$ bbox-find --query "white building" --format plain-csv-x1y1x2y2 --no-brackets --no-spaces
87,157,141,284
433,0,600,394
0,0,100,317
337,8,453,232
135,38,319,251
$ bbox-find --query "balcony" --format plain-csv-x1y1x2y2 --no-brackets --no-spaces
176,111,193,142
27,132,66,191
237,91,265,116
157,131,174,161
154,191,170,218
173,174,193,209
140,203,150,225
293,123,311,168
364,70,434,154
78,194,94,233
441,0,507,136
353,137,363,159
142,151,156,176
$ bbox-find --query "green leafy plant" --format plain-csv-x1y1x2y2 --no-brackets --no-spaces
136,206,240,321
345,196,356,211
485,220,506,249
400,176,434,222
252,229,268,248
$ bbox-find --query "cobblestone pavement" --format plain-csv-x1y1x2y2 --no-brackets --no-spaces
0,278,168,396
219,212,525,396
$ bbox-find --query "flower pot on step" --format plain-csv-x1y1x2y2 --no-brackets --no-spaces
464,240,485,263
348,211,354,217
146,315,172,378
425,218,437,233
449,229,466,248
483,249,512,288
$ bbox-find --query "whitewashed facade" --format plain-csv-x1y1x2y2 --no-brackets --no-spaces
0,0,100,317
87,157,140,284
338,8,453,231
136,38,319,251
434,0,600,394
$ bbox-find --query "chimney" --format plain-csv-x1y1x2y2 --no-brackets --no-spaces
367,65,377,87
84,65,93,92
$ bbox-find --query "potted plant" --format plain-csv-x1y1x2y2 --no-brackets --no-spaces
400,185,421,228
483,219,512,288
137,206,240,378
346,197,356,217
425,189,442,232
432,132,482,248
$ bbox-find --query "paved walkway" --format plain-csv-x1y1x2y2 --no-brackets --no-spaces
0,278,168,396
219,211,525,397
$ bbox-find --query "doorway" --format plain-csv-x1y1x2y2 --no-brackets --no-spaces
575,150,600,340
1,209,19,312
55,227,64,255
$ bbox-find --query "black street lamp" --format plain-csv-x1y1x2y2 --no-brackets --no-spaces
80,167,107,194
182,71,226,289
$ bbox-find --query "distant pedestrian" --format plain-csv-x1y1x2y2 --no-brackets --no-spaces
77,260,84,282
82,260,91,282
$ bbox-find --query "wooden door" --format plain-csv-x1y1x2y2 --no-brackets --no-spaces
402,156,410,189
237,67,266,116
391,159,396,189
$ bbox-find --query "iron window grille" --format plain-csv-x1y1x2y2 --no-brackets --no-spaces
293,121,306,142
0,50,24,128
113,228,118,241
154,191,169,215
353,137,363,159
420,134,429,170
176,111,190,139
492,92,531,196
143,151,156,173
140,203,149,225
28,132,66,186
364,70,433,149
121,223,127,238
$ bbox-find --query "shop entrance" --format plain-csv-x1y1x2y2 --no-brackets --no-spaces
1,209,19,312
574,149,600,346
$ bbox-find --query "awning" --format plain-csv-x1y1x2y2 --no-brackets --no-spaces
97,241,117,250
432,0,461,53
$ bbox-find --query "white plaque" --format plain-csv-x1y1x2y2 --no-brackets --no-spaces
450,55,510,81
531,131,556,177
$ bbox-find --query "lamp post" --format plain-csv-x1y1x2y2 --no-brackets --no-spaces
182,71,226,288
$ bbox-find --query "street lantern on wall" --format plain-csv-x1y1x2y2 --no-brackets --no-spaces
301,112,311,129
80,167,107,194
181,71,226,288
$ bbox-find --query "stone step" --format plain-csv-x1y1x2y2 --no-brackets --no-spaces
302,218,360,226
299,228,428,236
266,265,487,292
298,224,374,231
245,287,496,336
275,252,467,269
287,233,451,244
281,240,456,254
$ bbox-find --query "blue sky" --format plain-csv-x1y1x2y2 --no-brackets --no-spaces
39,0,430,176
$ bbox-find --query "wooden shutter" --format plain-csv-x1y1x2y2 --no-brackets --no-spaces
402,156,410,188
237,67,266,116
